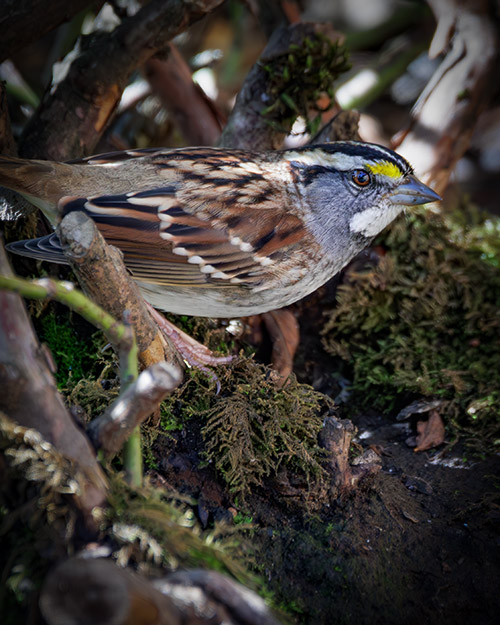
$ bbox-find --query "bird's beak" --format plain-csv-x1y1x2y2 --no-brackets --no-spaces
389,174,441,206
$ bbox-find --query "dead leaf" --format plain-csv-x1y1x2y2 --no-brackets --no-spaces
414,409,445,452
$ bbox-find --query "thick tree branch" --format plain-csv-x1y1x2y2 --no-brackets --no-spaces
0,0,100,64
0,242,107,517
20,0,225,160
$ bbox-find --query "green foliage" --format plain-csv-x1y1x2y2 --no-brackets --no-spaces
162,359,331,497
233,511,254,525
260,33,350,135
38,310,92,387
322,207,500,447
37,308,112,389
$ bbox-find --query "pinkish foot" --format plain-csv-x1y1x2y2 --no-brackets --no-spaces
147,304,234,392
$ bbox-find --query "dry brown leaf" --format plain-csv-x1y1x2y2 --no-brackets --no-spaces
414,409,445,452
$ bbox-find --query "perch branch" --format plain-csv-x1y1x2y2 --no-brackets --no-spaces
57,210,179,370
58,210,185,486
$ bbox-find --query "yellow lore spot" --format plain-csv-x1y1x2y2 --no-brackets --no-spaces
366,160,402,179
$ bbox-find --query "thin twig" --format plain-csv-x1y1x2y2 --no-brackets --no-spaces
0,271,144,485
0,274,134,355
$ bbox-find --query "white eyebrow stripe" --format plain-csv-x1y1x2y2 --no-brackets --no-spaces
283,144,408,174
284,152,367,171
284,151,403,174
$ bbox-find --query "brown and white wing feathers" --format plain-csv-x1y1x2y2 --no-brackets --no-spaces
56,179,308,288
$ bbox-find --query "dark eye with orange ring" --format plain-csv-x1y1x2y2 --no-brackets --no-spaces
352,169,371,187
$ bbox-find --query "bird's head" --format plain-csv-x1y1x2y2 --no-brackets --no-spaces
283,141,440,252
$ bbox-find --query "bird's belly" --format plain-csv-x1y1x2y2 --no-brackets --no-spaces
135,261,336,318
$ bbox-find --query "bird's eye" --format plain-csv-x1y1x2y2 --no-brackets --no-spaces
352,169,371,187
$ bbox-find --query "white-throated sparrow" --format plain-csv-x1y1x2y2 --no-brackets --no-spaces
1,142,440,317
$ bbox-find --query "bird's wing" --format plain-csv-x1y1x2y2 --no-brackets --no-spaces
6,232,68,264
8,185,308,289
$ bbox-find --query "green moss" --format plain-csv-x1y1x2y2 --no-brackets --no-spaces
65,374,119,421
260,33,350,135
37,307,112,389
161,358,332,497
104,472,254,585
322,207,500,448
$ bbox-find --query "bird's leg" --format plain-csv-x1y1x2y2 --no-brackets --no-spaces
147,303,234,367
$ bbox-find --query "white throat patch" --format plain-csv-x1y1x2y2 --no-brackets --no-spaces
349,204,403,238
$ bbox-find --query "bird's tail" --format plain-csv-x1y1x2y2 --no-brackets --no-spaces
0,155,53,193
0,155,71,223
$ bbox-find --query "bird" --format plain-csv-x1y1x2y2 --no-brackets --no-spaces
0,142,440,324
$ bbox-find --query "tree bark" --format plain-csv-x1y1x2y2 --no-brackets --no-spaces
0,0,100,63
58,211,179,369
0,242,107,516
20,0,225,160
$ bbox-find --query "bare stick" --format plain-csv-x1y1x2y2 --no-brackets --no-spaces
88,362,182,457
158,569,283,625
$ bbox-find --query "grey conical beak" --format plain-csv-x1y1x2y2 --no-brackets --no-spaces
389,174,441,206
